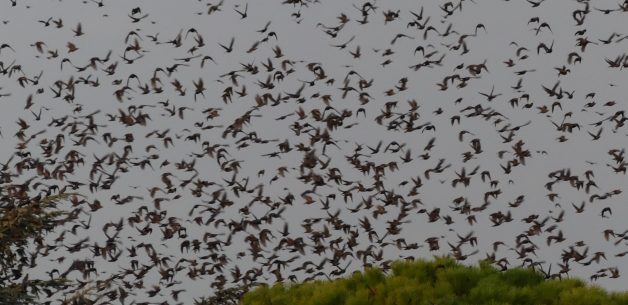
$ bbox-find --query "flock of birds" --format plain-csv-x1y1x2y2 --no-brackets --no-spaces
2,0,628,304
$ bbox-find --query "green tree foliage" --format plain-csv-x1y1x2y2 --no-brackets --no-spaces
241,256,628,305
195,283,260,305
0,191,78,304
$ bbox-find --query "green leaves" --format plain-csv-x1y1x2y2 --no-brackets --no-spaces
240,257,628,305
0,192,78,305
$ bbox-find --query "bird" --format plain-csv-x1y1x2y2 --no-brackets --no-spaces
601,207,612,218
67,42,79,53
572,201,585,213
234,3,248,19
219,37,235,53
128,13,149,23
588,128,603,140
478,86,502,101
329,35,355,50
537,40,554,54
72,23,84,36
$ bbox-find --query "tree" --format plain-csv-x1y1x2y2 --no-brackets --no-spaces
0,190,78,305
241,256,628,305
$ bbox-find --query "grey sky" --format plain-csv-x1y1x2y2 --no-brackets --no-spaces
2,0,628,304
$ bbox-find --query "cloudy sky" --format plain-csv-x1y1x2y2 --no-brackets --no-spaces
2,0,628,303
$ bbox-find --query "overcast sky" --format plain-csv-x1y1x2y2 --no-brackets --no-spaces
2,0,628,304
